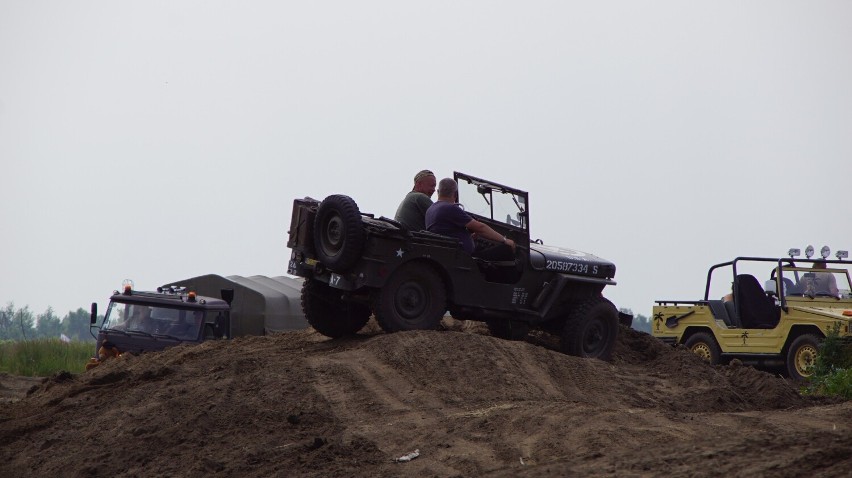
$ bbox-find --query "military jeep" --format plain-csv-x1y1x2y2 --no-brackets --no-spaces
287,171,629,360
652,246,852,380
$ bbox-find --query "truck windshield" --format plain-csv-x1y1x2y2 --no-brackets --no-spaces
102,303,205,339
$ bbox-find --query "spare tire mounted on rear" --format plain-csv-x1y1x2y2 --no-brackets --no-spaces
313,194,366,271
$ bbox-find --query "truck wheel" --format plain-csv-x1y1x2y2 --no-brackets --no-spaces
373,264,446,332
684,332,721,365
313,194,365,272
561,296,618,361
786,334,820,381
301,278,371,338
487,319,530,341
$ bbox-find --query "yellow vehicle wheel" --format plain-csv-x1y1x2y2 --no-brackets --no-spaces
786,334,820,381
684,332,721,365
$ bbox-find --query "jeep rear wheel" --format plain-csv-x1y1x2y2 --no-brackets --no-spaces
786,334,820,381
561,296,618,361
373,264,446,332
301,278,371,338
313,194,365,272
684,332,721,365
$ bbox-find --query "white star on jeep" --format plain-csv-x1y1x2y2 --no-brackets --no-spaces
396,248,404,257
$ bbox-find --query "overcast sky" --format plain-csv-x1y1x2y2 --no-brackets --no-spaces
2,1,851,323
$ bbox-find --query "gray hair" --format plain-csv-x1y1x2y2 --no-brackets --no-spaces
437,178,457,196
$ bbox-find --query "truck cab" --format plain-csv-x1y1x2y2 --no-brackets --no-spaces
89,281,231,362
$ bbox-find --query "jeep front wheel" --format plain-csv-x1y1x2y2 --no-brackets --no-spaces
373,264,446,332
301,278,371,338
684,332,721,365
786,334,820,381
313,194,365,272
561,296,618,361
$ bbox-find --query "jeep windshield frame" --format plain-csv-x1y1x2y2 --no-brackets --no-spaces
454,171,529,233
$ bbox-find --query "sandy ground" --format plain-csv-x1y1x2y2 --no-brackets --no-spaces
1,319,850,477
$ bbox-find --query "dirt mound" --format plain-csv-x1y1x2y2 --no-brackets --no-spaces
1,323,849,477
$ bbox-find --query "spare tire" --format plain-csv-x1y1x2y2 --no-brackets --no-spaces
313,194,365,271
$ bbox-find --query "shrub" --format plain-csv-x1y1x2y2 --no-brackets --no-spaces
803,324,852,399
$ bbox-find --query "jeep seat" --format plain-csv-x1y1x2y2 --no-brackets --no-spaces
708,300,738,328
723,300,741,328
734,274,780,329
781,277,795,296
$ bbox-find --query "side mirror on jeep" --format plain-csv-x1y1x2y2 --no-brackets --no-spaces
90,302,97,325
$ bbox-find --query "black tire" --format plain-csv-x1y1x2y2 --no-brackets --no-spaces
301,278,371,338
487,319,530,341
313,194,365,272
786,334,820,381
683,332,722,365
561,296,619,361
373,264,446,332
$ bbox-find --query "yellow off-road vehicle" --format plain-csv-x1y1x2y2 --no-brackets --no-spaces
652,246,852,380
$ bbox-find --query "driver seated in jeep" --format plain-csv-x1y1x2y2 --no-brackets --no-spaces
426,177,515,261
795,262,840,297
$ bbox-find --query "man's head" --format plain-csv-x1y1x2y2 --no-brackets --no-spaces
436,178,458,201
413,169,436,197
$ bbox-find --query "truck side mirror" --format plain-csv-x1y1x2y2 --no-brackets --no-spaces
90,302,98,324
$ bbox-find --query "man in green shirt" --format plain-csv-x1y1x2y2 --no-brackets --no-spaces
394,169,436,231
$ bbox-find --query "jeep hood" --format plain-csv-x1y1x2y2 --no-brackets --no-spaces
529,244,616,280
787,305,852,321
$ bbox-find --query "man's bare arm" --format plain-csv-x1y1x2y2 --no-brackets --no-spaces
465,219,515,250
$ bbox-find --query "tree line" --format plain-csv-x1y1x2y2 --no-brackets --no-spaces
0,303,98,342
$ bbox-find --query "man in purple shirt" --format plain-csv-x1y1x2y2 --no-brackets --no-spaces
426,178,515,260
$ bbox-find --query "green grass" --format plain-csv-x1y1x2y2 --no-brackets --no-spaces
0,339,93,376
